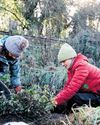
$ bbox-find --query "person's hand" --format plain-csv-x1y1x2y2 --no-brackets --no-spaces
15,86,23,94
51,97,58,107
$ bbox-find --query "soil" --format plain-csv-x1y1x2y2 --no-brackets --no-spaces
0,114,22,125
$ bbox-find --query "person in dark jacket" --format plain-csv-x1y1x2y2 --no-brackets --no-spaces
52,43,100,110
0,35,29,93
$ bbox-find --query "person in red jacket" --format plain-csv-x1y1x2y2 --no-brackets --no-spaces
52,43,100,110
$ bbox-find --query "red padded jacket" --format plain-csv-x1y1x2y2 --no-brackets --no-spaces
55,53,100,105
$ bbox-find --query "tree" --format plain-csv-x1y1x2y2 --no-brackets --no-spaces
70,2,100,37
0,0,28,32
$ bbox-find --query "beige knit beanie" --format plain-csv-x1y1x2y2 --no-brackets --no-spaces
5,35,29,57
58,43,77,62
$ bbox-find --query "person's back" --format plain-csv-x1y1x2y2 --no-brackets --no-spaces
0,35,29,94
67,53,100,95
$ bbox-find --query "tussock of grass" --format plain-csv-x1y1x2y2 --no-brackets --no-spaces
68,105,100,125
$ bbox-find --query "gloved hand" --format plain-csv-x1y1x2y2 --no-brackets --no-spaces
15,86,23,94
51,97,58,107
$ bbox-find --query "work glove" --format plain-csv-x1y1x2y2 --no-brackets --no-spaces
15,86,23,94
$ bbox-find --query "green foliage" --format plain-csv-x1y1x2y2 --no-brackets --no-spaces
21,61,67,93
0,74,9,82
0,84,54,122
20,39,67,86
0,0,28,32
0,74,10,86
70,29,100,66
39,66,67,93
26,84,54,111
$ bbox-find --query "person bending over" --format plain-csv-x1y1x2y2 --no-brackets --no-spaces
0,35,29,93
52,43,100,112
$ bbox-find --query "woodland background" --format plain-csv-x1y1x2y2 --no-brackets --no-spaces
0,0,100,125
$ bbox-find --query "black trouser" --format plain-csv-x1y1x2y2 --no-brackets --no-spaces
69,92,100,107
53,92,100,114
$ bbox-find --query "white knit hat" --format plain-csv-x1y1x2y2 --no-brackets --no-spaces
5,35,29,57
58,43,77,62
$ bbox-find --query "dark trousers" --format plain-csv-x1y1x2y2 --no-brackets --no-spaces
53,92,100,114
